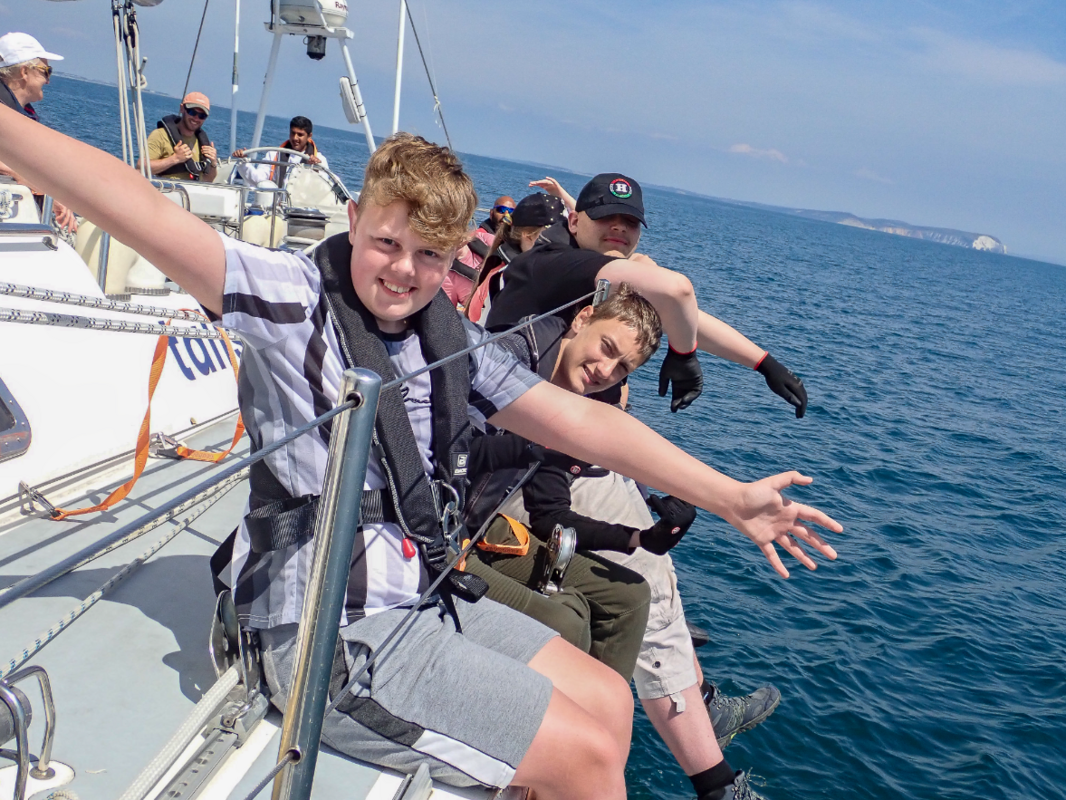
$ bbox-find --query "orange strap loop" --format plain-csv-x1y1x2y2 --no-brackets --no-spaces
476,514,531,556
51,312,244,520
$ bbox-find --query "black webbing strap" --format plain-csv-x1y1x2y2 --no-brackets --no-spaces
314,233,486,603
244,490,399,554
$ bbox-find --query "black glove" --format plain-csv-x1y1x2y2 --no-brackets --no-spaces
528,443,609,478
658,346,703,412
639,494,697,555
755,353,808,418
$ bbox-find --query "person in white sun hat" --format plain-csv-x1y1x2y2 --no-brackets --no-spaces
0,32,77,234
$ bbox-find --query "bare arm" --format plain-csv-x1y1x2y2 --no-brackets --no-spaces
597,255,698,352
491,382,841,577
696,309,766,367
529,177,576,214
0,105,225,314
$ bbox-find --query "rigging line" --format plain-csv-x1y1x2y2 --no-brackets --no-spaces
0,308,240,340
0,470,249,606
237,748,299,800
403,1,452,151
0,403,352,613
325,462,541,717
0,477,242,680
0,282,215,323
182,0,212,103
380,286,600,392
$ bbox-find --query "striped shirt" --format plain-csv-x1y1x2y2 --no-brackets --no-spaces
219,234,541,628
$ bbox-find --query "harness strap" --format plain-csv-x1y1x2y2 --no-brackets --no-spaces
244,489,398,554
50,312,244,520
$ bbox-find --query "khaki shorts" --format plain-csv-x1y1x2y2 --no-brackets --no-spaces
500,470,698,701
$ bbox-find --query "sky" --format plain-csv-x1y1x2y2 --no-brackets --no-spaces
6,0,1066,264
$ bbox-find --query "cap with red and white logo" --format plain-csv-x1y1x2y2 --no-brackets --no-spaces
574,172,647,227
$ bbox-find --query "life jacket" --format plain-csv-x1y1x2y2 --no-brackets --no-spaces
156,114,211,179
238,233,487,604
463,316,566,532
0,80,35,120
270,138,318,186
449,258,478,281
466,236,490,261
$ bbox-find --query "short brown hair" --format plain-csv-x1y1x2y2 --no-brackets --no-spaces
587,283,662,364
358,132,477,251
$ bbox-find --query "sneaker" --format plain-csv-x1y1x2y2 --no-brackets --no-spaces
703,682,781,748
707,771,766,800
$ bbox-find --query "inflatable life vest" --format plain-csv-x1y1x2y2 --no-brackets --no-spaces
0,80,35,119
241,233,488,604
156,114,211,179
270,138,318,186
464,316,567,531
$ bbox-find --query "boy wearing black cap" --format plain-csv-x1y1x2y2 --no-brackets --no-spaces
486,172,807,417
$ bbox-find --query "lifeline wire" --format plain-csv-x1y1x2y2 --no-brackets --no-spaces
0,401,355,612
0,282,209,322
380,288,598,392
0,469,248,606
0,308,235,340
0,473,243,680
237,748,299,800
0,285,598,612
324,462,541,717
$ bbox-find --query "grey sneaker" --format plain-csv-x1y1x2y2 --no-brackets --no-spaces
716,771,766,800
703,682,781,748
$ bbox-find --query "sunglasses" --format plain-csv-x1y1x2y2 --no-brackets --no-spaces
34,65,53,80
494,205,515,214
183,106,208,120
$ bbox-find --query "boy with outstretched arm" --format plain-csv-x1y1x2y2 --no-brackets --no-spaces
0,106,841,800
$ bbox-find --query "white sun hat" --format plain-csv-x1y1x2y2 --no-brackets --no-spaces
0,33,65,68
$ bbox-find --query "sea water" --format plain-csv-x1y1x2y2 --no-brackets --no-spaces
41,77,1066,800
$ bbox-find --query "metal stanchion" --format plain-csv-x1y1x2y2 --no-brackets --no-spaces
272,368,381,800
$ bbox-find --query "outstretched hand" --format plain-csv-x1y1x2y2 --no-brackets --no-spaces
726,471,841,578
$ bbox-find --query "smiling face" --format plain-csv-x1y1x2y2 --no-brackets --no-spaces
347,200,455,333
289,126,311,151
178,104,207,135
552,307,648,395
22,59,50,105
568,211,641,258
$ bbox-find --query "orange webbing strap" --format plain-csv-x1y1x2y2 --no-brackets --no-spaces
476,514,531,556
50,312,244,520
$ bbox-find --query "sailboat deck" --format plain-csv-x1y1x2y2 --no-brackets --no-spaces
0,420,436,799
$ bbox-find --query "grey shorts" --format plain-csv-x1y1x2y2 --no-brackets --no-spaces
259,597,557,789
502,470,698,701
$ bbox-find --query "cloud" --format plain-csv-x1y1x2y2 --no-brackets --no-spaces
910,28,1066,86
729,143,788,163
854,167,894,185
50,26,91,41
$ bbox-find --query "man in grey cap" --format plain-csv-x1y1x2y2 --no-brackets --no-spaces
0,32,77,233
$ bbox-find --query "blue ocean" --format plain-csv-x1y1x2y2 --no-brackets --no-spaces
41,76,1066,800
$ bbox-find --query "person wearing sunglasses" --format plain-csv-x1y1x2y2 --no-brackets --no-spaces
0,32,77,235
143,91,218,183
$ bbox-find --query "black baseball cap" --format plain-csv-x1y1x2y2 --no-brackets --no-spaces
575,173,646,227
512,193,566,228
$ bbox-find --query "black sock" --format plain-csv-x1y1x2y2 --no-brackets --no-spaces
690,760,735,799
700,679,714,700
